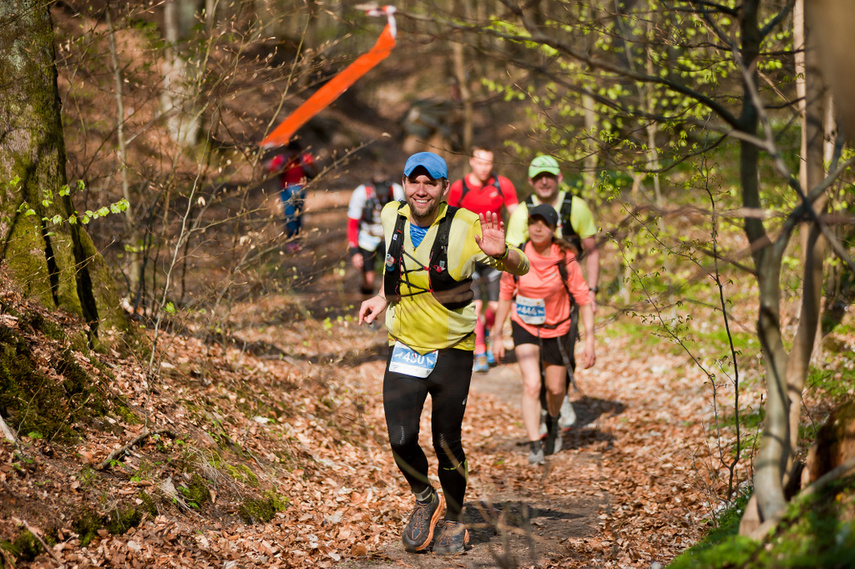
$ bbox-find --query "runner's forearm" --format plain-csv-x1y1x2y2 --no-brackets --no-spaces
494,245,529,276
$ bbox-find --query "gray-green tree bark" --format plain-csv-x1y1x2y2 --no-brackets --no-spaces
0,0,127,342
162,0,203,147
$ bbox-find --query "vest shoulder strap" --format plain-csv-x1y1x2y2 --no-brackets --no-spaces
460,174,503,206
383,204,473,310
513,242,574,307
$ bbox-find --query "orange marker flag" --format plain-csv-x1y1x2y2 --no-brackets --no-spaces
260,6,397,148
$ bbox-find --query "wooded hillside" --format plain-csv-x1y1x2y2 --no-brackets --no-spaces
1,1,854,568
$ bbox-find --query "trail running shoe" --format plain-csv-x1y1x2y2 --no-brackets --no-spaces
432,520,470,555
402,492,445,552
528,441,545,465
473,354,489,374
558,395,576,429
485,349,496,366
544,414,562,455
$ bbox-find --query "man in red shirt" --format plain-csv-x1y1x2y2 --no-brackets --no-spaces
447,146,519,372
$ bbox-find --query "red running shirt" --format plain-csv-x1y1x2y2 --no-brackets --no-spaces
447,175,518,217
267,153,315,187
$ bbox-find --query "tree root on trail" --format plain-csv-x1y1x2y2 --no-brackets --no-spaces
741,456,855,540
800,455,855,498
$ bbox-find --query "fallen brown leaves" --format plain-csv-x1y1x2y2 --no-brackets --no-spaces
0,277,754,569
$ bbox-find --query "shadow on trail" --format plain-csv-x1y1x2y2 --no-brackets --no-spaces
559,395,626,452
462,499,592,568
568,395,626,427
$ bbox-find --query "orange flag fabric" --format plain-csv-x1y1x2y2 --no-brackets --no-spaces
260,19,397,148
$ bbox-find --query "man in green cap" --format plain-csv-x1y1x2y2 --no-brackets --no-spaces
505,154,599,429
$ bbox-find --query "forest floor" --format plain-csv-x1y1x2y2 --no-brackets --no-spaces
0,182,761,569
4,5,850,568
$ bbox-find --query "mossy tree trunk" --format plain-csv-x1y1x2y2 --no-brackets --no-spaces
0,0,127,342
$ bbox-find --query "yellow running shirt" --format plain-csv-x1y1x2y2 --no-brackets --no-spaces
381,202,528,354
505,190,597,249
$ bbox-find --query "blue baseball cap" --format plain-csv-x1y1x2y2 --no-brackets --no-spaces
403,152,448,180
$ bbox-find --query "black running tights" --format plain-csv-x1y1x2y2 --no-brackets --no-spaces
383,347,473,521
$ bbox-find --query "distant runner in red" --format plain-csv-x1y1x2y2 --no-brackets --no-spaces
265,140,318,250
447,146,518,373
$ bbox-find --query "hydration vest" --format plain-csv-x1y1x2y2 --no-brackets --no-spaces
458,174,504,208
383,204,474,310
361,182,395,225
525,192,582,253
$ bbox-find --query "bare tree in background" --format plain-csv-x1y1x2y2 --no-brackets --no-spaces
162,0,204,147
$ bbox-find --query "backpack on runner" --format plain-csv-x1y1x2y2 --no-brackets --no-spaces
458,174,504,209
524,192,582,254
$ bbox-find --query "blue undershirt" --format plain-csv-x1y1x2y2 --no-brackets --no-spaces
410,224,429,248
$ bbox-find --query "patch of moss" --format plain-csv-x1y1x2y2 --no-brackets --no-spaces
238,491,290,525
55,347,89,396
224,463,259,486
0,327,75,441
0,301,20,319
105,505,144,535
19,311,66,343
179,473,211,508
0,530,44,567
0,531,43,564
72,508,103,547
0,324,28,355
0,322,119,441
238,496,277,525
138,491,158,517
672,477,855,568
668,533,760,568
114,403,141,425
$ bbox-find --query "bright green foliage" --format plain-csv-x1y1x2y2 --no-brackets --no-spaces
669,478,855,568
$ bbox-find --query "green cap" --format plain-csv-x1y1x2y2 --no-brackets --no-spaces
528,155,561,178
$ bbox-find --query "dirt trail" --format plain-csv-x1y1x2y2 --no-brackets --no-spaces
337,357,615,569
285,181,707,569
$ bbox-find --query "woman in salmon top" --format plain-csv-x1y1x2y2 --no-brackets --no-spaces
492,203,596,465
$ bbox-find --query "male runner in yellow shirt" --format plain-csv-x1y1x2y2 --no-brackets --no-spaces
359,151,528,555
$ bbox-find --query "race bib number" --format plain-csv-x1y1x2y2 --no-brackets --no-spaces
389,343,438,378
516,296,546,325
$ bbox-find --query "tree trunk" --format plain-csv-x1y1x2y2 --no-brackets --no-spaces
0,0,127,342
106,7,144,303
162,0,202,147
738,0,790,532
452,3,474,153
786,0,827,462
